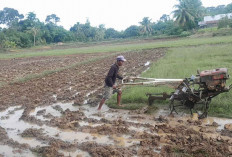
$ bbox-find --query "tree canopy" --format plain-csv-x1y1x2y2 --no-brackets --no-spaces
0,7,24,26
45,14,60,24
0,2,231,49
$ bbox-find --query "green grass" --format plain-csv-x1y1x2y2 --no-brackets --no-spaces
1,35,232,59
196,27,232,37
110,44,232,118
197,27,218,33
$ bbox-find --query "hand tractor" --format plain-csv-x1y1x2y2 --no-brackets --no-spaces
122,68,232,118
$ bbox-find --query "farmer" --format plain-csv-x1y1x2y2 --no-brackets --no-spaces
97,55,126,110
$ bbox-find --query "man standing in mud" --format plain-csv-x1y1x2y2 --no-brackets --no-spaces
97,55,126,110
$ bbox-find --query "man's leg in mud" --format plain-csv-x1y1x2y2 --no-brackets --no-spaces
98,98,105,110
117,90,122,106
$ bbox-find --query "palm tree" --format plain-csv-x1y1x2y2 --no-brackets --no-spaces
139,17,152,36
173,0,203,30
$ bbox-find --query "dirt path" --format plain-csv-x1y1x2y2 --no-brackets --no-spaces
0,48,232,157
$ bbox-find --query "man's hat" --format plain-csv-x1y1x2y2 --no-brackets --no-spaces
117,55,126,61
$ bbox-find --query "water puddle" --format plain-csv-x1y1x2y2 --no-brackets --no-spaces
0,107,46,147
30,102,78,121
54,129,113,144
129,126,149,132
59,149,90,157
112,134,139,147
1,103,232,156
0,145,36,157
154,146,162,153
83,88,100,104
0,104,114,156
203,117,232,130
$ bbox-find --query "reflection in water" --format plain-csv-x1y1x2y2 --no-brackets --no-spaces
0,145,36,157
59,149,90,157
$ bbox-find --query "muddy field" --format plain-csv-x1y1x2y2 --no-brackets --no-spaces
0,49,232,157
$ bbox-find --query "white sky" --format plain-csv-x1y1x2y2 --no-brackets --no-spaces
0,0,231,31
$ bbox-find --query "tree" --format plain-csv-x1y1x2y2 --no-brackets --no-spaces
173,0,194,29
152,18,183,36
70,22,86,41
173,0,204,30
24,12,41,46
29,27,39,46
124,25,140,37
205,6,226,16
0,8,24,26
27,12,38,22
105,28,120,39
160,14,170,22
139,17,152,35
225,3,232,13
94,24,105,41
45,14,60,24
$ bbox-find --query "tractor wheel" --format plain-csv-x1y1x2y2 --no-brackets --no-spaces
197,98,211,119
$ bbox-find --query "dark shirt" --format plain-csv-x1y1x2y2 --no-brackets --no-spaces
105,63,123,87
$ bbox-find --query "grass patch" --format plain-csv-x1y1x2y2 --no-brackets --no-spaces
114,44,232,117
106,86,170,111
1,36,232,59
197,27,218,33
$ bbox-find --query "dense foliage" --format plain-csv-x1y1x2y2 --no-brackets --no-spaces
0,1,231,48
173,0,204,30
205,3,232,16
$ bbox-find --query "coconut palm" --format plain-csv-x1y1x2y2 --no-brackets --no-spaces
173,0,203,30
139,17,152,36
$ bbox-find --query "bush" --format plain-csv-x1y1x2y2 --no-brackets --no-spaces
2,40,17,48
218,16,232,29
212,28,232,37
180,31,192,37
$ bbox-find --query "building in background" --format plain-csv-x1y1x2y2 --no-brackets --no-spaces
198,13,232,28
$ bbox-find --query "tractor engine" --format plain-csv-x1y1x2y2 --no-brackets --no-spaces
198,68,229,91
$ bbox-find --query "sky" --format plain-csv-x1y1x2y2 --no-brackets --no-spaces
0,0,232,31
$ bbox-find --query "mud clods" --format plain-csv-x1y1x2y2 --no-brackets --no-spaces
49,109,84,130
21,128,44,138
221,123,232,138
81,124,130,135
32,146,64,157
79,142,134,157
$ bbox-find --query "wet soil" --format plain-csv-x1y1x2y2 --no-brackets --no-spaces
0,53,103,84
0,48,232,157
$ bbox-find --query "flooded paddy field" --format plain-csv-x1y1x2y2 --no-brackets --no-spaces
0,49,232,157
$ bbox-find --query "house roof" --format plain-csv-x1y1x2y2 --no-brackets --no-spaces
198,13,232,26
204,13,232,22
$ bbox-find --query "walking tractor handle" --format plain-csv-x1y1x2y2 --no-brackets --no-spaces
122,77,184,88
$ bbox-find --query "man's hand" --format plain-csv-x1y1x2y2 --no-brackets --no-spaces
112,85,117,89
